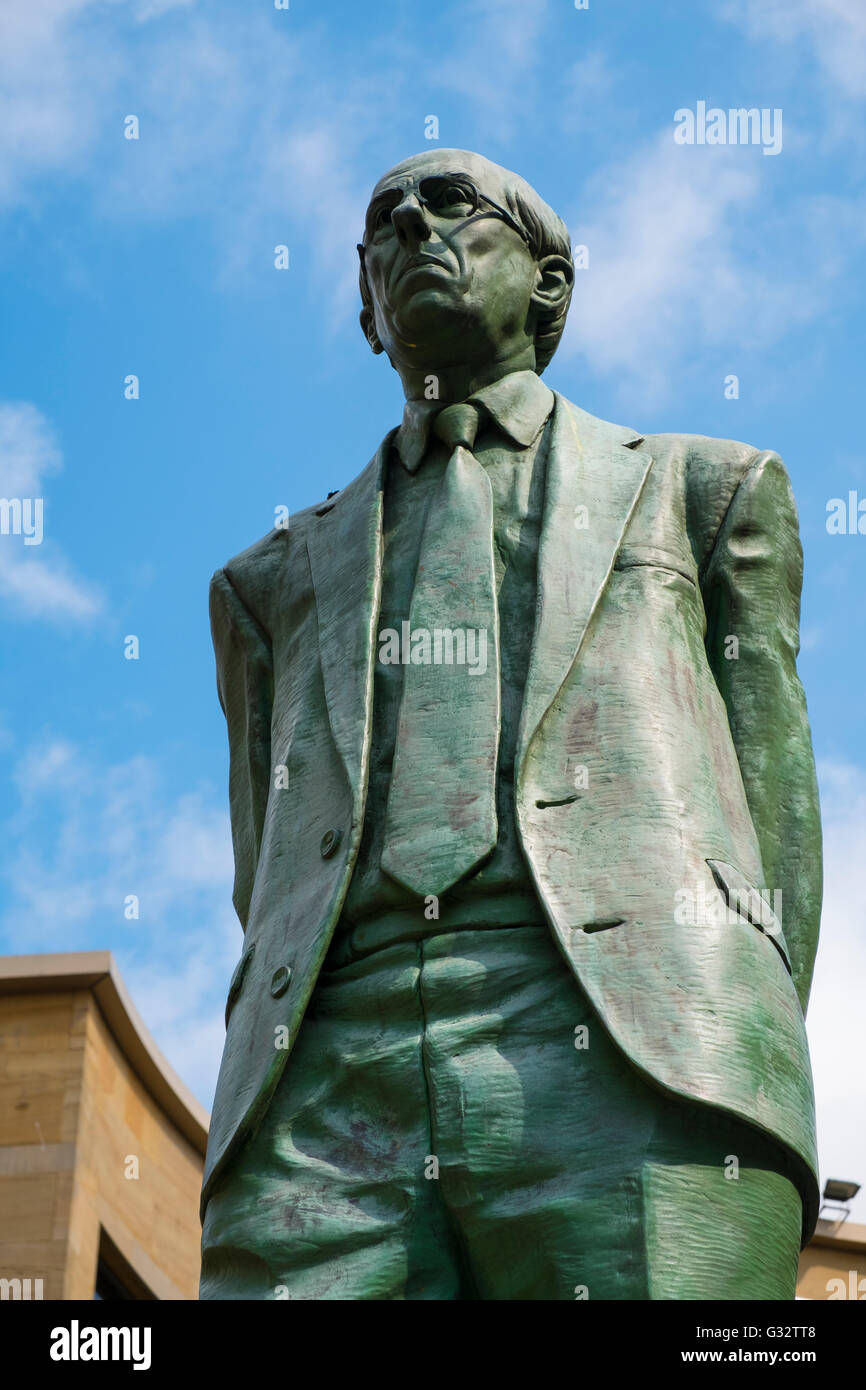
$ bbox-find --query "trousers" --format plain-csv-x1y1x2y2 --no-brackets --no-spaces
199,923,803,1299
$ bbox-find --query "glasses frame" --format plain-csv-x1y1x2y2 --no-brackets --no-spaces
359,175,532,256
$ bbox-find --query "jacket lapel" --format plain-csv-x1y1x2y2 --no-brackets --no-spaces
516,394,653,776
305,435,390,799
306,399,651,802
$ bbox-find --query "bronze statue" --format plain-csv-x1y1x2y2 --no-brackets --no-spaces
199,150,821,1300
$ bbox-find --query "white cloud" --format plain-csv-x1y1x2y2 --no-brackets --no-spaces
0,400,61,494
123,950,230,1105
0,1,119,207
559,48,617,132
0,0,202,209
1,0,863,400
806,759,866,1222
563,136,758,396
723,0,866,100
4,742,234,934
0,550,102,621
2,738,237,1106
560,132,861,402
436,0,550,134
0,3,377,317
0,402,103,622
252,123,372,323
133,0,195,17
0,0,559,325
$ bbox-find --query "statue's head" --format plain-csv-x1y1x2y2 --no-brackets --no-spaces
358,149,573,386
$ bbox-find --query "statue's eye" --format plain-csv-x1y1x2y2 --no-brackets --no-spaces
374,205,393,230
434,183,474,212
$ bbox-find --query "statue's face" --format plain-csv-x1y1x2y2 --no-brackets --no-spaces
360,150,540,369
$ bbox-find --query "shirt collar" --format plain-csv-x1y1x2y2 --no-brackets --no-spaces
395,369,555,474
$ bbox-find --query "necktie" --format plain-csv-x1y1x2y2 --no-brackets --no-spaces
381,403,501,898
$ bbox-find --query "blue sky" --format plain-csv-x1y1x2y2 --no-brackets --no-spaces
2,0,865,1221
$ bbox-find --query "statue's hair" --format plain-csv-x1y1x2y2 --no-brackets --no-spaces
358,169,573,375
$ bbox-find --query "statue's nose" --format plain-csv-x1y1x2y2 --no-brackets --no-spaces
391,194,432,250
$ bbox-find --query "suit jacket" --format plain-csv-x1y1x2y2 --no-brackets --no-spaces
202,393,822,1239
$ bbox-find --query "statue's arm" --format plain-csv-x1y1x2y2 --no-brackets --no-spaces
209,566,274,931
701,450,822,1012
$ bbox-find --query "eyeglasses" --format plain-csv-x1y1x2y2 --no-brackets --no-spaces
361,174,531,249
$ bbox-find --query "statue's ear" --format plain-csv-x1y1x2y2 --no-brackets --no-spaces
357,242,384,354
360,306,384,355
531,253,574,318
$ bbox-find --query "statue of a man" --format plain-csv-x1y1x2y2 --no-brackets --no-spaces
199,150,821,1300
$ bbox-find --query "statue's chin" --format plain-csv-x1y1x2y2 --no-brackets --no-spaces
387,292,477,357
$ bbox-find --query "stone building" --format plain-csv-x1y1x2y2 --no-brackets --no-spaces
0,952,206,1300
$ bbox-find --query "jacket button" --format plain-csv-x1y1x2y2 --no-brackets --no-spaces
320,828,342,859
270,965,292,998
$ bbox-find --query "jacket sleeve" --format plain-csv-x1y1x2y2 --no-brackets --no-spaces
701,450,822,1012
209,567,274,931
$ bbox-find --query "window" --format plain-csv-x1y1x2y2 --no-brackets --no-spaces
92,1229,156,1301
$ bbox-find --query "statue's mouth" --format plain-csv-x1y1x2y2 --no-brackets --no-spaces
395,253,451,284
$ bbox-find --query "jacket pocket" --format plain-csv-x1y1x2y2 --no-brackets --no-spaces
614,544,698,586
706,858,791,973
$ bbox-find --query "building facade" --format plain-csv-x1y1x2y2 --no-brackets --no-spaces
0,952,207,1300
